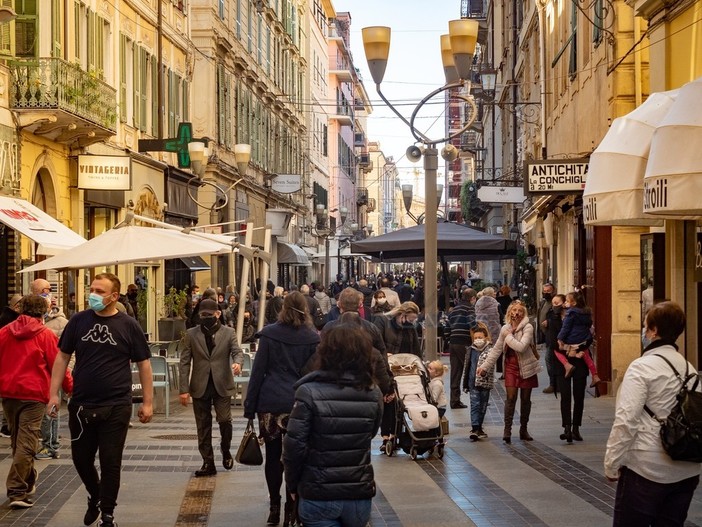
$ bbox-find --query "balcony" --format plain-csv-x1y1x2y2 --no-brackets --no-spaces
357,187,368,206
330,57,353,82
10,58,118,146
329,103,354,126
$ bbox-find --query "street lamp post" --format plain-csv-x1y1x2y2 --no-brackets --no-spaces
362,20,479,360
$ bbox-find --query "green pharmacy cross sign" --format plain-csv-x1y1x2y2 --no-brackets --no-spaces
138,123,209,169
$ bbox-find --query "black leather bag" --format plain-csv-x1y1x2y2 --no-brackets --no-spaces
235,419,263,466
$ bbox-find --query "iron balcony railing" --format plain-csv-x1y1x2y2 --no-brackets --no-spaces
10,58,118,132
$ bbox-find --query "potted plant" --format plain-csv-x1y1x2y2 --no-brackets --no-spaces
157,286,188,341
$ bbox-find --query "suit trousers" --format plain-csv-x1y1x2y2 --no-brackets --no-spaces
556,374,586,427
449,343,467,405
2,399,43,500
192,377,233,463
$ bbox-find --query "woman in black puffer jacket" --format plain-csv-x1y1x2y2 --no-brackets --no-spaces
283,323,383,527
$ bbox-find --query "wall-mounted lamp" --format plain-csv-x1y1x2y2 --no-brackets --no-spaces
187,141,209,179
234,143,251,177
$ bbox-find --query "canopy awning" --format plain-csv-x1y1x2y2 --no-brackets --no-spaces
277,241,311,266
643,76,702,218
0,195,86,255
178,256,210,271
583,90,678,226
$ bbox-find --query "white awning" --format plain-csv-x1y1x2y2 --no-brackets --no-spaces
0,195,86,255
583,89,678,226
644,76,702,218
277,241,311,266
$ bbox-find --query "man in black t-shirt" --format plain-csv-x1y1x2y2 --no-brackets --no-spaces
48,273,153,527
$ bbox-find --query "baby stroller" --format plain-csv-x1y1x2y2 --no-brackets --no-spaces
385,353,444,460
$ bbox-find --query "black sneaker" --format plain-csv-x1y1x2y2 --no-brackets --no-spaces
0,425,10,438
84,497,100,525
477,429,488,439
469,429,479,441
194,461,216,477
221,446,234,470
9,498,34,509
98,514,117,527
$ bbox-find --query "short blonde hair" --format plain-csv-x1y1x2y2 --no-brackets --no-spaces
481,286,495,297
427,360,447,378
506,301,527,320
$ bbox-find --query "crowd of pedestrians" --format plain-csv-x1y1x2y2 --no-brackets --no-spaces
0,268,698,526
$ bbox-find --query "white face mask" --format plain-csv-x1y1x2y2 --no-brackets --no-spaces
473,338,486,348
377,298,387,305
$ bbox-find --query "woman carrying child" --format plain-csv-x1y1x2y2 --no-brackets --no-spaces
556,291,602,387
465,323,494,441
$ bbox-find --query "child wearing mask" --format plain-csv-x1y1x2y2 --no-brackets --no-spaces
465,323,494,441
556,291,602,387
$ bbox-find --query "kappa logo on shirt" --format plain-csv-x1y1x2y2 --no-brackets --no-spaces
81,323,117,345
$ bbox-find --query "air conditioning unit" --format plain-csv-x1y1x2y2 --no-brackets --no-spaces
358,153,370,167
354,132,365,147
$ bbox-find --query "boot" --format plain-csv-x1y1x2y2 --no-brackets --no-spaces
519,399,533,441
503,398,516,443
267,501,281,526
572,426,583,441
559,425,573,443
219,421,233,470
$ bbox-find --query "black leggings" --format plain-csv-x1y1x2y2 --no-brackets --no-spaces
264,435,285,504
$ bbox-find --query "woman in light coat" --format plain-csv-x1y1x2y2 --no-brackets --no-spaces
477,301,539,443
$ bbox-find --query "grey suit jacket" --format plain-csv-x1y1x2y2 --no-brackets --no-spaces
179,325,244,398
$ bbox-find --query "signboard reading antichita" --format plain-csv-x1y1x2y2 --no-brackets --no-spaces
524,158,589,195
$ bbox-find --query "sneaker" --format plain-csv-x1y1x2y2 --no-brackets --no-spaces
27,485,36,496
9,498,34,509
84,497,100,525
35,448,59,460
98,513,117,527
0,425,10,438
477,429,488,439
469,429,479,441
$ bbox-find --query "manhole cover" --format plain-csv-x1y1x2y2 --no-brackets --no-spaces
151,434,200,440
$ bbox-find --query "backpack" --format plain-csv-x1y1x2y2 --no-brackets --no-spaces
643,354,702,462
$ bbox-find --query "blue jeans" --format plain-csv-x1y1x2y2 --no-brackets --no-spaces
613,466,699,526
40,413,60,454
467,349,491,430
298,497,372,527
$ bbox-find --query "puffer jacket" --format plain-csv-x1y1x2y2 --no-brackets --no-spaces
557,307,593,345
481,317,539,380
243,322,320,418
283,370,382,500
475,295,502,343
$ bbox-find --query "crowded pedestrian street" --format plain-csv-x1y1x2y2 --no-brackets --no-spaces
2,367,700,527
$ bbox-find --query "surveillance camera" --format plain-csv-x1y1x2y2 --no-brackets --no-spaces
441,144,458,162
406,145,424,163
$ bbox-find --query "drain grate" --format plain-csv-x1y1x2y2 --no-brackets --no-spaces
175,476,216,527
151,434,200,440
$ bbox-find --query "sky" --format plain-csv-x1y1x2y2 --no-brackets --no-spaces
333,0,462,194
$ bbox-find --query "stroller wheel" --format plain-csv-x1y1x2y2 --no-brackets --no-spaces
385,439,394,457
437,445,445,459
409,447,418,460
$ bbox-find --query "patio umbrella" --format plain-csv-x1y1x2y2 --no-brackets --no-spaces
19,224,234,273
350,221,518,263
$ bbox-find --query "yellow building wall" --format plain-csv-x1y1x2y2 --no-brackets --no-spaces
667,3,702,87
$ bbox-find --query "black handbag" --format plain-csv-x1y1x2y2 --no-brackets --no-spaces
235,419,263,465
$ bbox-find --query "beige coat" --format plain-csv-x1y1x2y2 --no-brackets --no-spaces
482,317,540,380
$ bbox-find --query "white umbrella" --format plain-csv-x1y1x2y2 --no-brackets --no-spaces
20,224,234,273
583,89,679,226
644,76,702,218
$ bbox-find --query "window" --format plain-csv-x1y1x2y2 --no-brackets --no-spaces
219,0,225,20
15,0,37,58
550,1,578,81
217,64,232,147
52,0,61,57
593,0,603,45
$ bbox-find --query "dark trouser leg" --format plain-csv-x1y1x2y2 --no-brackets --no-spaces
380,401,396,438
192,396,215,463
213,393,233,451
264,435,284,504
556,375,572,427
68,404,101,502
95,405,131,515
571,375,586,427
544,347,556,388
613,467,699,527
449,344,466,404
3,400,43,499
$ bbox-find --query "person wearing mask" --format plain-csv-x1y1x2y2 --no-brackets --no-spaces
605,302,698,526
188,288,217,329
48,273,153,527
495,286,512,324
179,299,243,477
244,292,320,526
477,301,539,443
370,290,392,319
265,287,285,325
125,285,139,319
370,277,400,310
357,279,374,311
0,295,73,508
542,294,566,395
283,323,382,527
537,283,555,390
447,288,478,409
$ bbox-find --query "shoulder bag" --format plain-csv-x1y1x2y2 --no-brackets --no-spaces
235,419,263,466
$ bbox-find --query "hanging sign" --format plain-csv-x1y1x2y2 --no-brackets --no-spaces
525,158,589,195
271,174,302,194
78,155,132,190
477,185,526,204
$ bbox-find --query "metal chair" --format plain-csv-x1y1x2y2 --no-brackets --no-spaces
233,352,253,406
150,355,170,418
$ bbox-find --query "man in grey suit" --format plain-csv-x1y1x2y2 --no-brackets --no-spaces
179,299,244,477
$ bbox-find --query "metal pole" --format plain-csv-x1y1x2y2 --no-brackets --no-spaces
236,222,254,346
337,239,342,280
209,208,218,288
256,226,272,333
324,236,331,287
424,147,438,361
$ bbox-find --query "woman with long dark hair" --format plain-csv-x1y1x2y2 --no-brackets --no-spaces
244,291,320,526
283,323,382,527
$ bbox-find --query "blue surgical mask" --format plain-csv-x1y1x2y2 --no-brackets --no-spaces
88,293,109,312
642,328,652,349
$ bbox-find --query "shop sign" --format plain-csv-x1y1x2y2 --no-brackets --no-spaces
477,185,526,204
525,159,589,195
78,155,131,190
694,233,702,282
271,174,302,194
642,176,668,213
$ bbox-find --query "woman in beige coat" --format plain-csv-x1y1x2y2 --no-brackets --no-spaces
477,301,539,443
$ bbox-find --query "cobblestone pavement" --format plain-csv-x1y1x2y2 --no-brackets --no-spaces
1,368,702,526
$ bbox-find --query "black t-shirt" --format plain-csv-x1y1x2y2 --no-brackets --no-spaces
59,309,151,406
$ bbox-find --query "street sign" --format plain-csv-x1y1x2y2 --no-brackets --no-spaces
525,158,589,194
477,185,526,204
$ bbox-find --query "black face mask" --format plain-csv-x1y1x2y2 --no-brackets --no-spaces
552,305,563,315
200,316,218,329
127,292,137,300
542,293,553,301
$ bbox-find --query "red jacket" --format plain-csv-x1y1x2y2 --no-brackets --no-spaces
0,314,73,403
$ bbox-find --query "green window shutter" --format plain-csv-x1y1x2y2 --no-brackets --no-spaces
217,64,225,145
168,69,175,136
174,73,181,128
151,55,158,136
74,0,80,62
52,0,61,57
182,79,189,122
0,0,12,57
140,47,148,132
569,1,577,79
87,10,95,70
119,34,127,122
225,72,232,148
593,0,603,44
133,42,140,128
